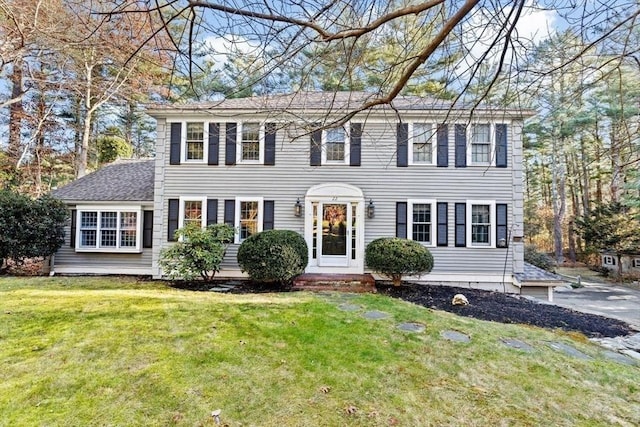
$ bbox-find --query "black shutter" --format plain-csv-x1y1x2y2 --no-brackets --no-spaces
143,210,153,248
437,124,448,167
396,202,407,238
495,124,507,168
264,123,276,166
208,123,219,165
263,200,274,230
225,123,237,165
207,199,218,225
169,123,181,165
168,199,179,242
350,123,362,166
397,123,408,167
455,124,467,167
496,203,508,247
455,203,466,247
224,200,235,227
70,209,76,247
437,202,448,246
310,127,322,166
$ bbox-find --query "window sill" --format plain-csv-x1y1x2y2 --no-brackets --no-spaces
75,248,143,254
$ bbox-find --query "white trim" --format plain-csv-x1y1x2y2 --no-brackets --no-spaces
467,122,495,167
52,266,153,275
321,124,350,165
236,121,265,164
234,197,264,244
178,196,207,229
180,121,209,164
407,199,437,247
466,200,496,248
75,206,143,253
408,123,437,166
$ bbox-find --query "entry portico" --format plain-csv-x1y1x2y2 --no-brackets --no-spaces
304,183,366,274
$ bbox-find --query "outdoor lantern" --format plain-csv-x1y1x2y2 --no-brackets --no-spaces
367,199,375,219
498,238,507,248
294,198,302,217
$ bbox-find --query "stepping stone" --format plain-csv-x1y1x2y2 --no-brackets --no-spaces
337,303,362,312
363,310,389,320
547,342,592,360
602,350,637,366
397,322,425,333
209,287,233,292
500,338,534,352
441,330,470,343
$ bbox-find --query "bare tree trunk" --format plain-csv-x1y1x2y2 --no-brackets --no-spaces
610,122,621,203
8,59,23,165
579,135,590,215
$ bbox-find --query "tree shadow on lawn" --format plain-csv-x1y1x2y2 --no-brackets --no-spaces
169,280,633,338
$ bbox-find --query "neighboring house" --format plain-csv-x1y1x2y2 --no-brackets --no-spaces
52,91,538,293
601,251,640,275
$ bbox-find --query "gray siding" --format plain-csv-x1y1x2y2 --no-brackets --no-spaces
152,116,523,278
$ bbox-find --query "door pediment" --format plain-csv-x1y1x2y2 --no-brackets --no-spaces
306,183,364,200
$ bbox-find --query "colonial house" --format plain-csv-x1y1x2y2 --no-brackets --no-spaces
52,91,544,294
601,251,640,275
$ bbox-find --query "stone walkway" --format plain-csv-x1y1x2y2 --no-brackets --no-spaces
325,292,639,367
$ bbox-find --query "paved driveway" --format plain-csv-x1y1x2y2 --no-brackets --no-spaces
553,281,640,330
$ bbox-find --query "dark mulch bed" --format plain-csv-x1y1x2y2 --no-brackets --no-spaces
378,282,633,338
169,280,634,338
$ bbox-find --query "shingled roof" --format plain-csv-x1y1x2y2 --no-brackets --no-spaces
52,159,154,202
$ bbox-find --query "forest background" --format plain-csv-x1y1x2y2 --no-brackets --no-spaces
1,0,638,267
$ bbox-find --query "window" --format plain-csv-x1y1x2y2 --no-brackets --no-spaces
407,200,436,246
185,122,204,161
76,208,141,252
633,258,640,268
178,197,207,230
409,123,436,165
603,255,616,266
470,123,492,165
239,122,263,163
466,201,495,247
323,126,349,164
235,198,263,243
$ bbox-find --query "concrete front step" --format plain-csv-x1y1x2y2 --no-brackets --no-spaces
292,273,376,293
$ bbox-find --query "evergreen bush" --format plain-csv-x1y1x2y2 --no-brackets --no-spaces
365,237,433,286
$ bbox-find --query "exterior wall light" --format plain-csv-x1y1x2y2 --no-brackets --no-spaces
497,238,507,248
294,198,303,217
367,199,375,219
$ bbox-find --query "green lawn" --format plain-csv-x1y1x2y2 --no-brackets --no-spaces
1,277,638,426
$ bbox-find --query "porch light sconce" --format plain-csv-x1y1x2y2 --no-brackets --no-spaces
367,199,375,219
294,198,303,217
497,238,507,248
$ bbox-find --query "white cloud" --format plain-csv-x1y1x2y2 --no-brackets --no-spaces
201,35,261,70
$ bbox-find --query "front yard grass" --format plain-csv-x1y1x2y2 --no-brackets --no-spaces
1,276,638,426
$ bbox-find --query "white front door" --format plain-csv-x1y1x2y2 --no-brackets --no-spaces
304,183,365,274
318,202,351,267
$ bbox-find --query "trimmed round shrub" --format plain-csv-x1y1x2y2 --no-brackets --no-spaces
237,229,308,285
365,237,434,286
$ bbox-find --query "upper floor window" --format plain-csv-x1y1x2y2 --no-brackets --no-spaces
323,126,349,164
410,123,436,165
407,199,436,246
239,122,262,163
185,122,205,161
76,208,142,252
470,124,492,165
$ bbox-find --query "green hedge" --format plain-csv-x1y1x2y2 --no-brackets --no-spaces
365,237,434,286
237,230,308,285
